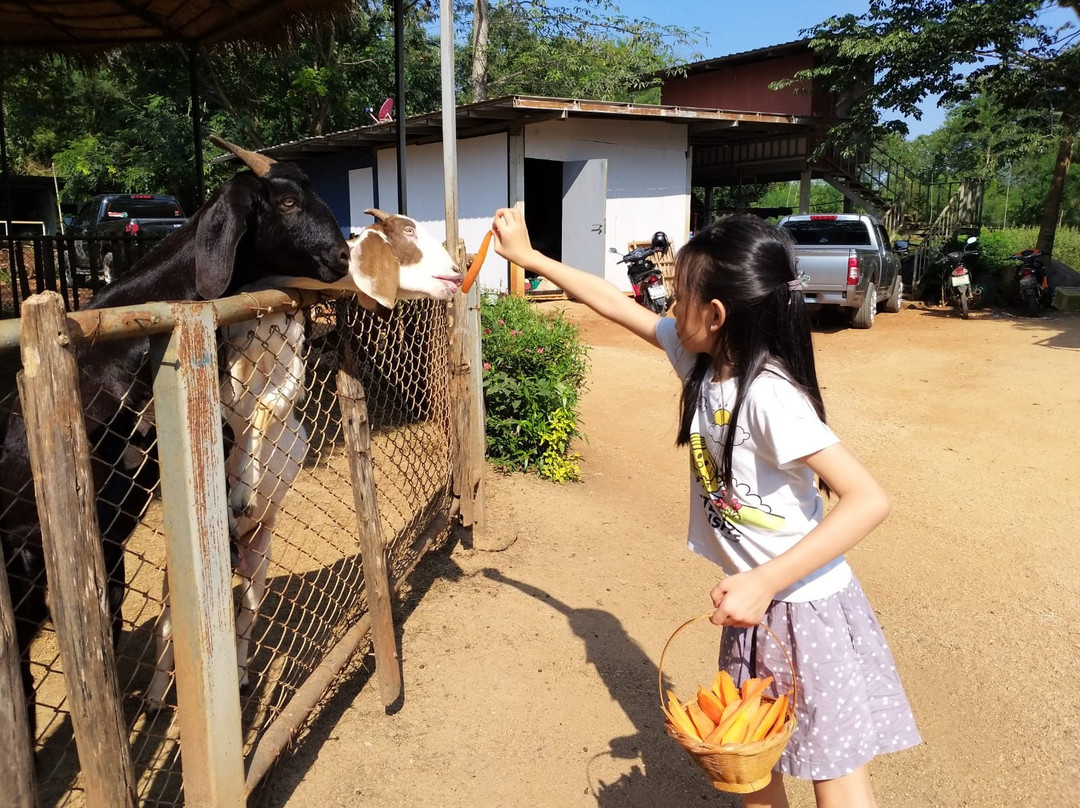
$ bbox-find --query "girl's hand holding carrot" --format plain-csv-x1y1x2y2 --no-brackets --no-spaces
491,207,540,270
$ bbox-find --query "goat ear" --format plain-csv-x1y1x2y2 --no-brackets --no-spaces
194,183,251,299
348,228,399,313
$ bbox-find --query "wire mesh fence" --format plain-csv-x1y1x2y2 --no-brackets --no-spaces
0,292,458,806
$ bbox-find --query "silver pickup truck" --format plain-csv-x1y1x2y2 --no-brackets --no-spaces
776,213,904,329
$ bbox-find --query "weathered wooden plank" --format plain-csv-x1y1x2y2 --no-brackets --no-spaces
450,240,487,532
17,291,136,807
150,302,245,807
0,541,37,808
337,346,401,709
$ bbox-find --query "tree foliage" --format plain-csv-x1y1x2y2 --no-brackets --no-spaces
458,0,696,102
793,0,1078,254
1,0,689,212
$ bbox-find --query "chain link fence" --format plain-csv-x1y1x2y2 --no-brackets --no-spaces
0,292,459,805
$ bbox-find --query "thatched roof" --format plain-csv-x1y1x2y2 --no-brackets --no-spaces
0,0,356,51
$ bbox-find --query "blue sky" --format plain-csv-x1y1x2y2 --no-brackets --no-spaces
612,0,1078,138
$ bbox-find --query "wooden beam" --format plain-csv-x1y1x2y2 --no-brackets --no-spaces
17,292,136,808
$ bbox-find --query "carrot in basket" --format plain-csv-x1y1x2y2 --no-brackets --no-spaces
713,669,740,706
665,690,700,738
687,701,717,739
697,686,725,723
747,697,786,744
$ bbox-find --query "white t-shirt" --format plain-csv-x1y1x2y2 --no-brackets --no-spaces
656,317,851,602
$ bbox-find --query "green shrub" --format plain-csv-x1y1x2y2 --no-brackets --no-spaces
970,227,1080,305
480,292,589,482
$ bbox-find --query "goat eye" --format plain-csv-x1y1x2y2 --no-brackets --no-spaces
404,225,416,237
280,196,298,210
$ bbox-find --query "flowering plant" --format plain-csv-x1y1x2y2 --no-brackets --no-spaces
480,292,589,482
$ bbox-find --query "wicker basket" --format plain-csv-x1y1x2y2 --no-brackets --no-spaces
658,614,797,794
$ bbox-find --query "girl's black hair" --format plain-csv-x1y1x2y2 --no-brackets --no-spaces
674,214,831,495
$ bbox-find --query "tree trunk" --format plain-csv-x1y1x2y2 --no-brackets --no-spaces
470,0,490,102
1036,122,1076,259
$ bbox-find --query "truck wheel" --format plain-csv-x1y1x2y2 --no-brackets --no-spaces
852,282,876,329
881,275,902,313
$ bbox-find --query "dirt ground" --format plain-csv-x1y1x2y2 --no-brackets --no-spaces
259,298,1080,808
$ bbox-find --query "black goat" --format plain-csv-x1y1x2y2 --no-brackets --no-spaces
0,136,350,738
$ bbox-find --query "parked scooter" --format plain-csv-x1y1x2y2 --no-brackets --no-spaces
1010,248,1047,317
615,231,672,313
939,236,979,319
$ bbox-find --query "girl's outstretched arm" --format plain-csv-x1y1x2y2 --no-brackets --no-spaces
710,443,891,626
491,207,662,346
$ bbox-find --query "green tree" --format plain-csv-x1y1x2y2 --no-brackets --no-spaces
797,0,1078,258
461,0,696,102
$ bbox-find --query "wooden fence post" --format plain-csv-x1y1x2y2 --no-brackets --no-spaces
0,541,37,808
338,341,401,709
17,291,136,807
150,302,245,807
450,247,486,533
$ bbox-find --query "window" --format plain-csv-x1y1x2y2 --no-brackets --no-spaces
781,220,871,246
101,198,185,221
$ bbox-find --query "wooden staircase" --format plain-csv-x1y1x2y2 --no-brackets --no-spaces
817,144,984,287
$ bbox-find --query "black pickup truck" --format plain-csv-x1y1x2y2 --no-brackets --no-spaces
65,193,188,285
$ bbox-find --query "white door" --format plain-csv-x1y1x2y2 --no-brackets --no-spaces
561,159,607,277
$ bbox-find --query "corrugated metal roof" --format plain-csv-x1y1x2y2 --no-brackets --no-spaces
251,94,811,161
0,0,353,50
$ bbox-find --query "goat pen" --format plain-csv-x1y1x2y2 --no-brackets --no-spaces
0,282,485,807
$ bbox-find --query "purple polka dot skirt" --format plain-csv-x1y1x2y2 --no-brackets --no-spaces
719,576,921,781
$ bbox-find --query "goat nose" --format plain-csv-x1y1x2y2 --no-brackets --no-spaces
336,245,349,268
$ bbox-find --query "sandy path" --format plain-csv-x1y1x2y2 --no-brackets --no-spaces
262,300,1080,808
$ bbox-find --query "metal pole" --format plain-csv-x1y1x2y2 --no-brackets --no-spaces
188,45,205,208
441,0,458,253
394,0,407,214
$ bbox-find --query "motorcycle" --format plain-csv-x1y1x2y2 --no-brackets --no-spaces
616,231,672,314
1010,248,1047,317
939,236,979,319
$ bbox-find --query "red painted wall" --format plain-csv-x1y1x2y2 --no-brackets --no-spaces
661,52,831,117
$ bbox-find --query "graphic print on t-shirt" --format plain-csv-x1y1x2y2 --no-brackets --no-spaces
690,406,785,542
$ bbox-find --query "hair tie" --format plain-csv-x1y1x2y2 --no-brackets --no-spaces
787,278,802,292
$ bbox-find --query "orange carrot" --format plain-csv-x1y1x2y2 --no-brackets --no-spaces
460,230,493,293
697,686,725,724
714,670,739,706
747,698,785,744
666,690,699,738
687,701,717,739
766,693,790,738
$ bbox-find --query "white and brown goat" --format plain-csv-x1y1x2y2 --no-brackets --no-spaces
145,208,462,704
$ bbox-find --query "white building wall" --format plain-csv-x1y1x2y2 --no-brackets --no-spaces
346,133,508,292
526,118,691,290
346,119,691,294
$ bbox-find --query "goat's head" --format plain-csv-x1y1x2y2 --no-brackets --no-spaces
194,136,350,299
348,208,462,316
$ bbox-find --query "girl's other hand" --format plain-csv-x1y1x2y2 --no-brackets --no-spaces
491,207,538,268
709,569,775,627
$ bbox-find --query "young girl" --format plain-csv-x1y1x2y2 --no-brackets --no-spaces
490,208,920,808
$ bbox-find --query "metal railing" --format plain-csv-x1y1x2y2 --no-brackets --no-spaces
1,234,173,319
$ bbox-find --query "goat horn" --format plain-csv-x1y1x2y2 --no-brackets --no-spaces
364,208,390,221
210,134,276,177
